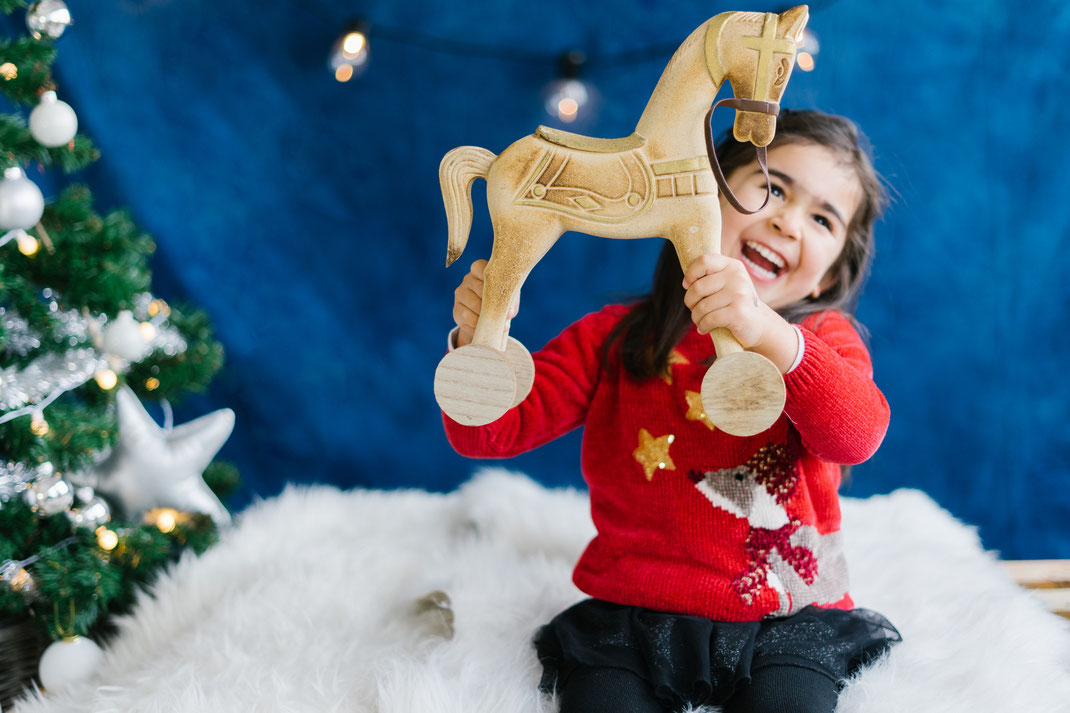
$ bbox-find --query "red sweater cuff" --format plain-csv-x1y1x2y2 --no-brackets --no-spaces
783,326,890,465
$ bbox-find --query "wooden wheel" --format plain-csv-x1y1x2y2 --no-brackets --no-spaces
699,351,785,437
434,345,517,426
503,337,535,407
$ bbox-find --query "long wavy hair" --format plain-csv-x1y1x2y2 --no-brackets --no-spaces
603,109,887,381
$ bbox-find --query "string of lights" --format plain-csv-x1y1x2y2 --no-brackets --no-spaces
320,4,832,122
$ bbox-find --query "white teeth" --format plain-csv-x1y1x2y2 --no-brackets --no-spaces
742,255,779,281
746,241,786,268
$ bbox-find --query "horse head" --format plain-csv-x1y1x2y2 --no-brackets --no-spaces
705,6,809,147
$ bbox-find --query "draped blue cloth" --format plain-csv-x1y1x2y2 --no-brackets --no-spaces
20,0,1070,558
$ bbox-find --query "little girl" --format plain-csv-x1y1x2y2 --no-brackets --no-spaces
442,109,901,713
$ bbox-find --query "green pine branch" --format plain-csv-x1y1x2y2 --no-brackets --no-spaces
0,495,219,639
0,1,29,16
0,115,99,172
8,184,155,321
0,37,55,106
128,304,225,404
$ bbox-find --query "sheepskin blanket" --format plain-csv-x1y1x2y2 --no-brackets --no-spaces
11,470,1070,713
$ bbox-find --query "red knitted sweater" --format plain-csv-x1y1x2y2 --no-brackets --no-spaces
442,304,889,622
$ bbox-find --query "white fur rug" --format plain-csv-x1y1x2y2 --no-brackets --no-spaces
11,470,1070,713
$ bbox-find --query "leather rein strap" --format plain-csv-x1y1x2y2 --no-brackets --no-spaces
704,98,780,215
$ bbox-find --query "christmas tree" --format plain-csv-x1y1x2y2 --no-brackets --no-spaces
0,0,239,698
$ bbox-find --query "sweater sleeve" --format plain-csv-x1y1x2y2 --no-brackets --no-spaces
782,311,890,465
441,305,626,458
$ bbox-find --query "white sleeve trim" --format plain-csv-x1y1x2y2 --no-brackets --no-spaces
785,325,805,374
447,326,460,352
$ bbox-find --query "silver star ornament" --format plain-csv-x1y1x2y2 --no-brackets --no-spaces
92,386,234,526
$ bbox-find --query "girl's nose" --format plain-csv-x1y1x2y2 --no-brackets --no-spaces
770,206,803,240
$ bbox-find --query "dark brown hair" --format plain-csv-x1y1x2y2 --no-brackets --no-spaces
604,109,886,380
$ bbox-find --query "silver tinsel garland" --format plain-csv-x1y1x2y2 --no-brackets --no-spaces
0,347,109,411
0,460,37,502
0,291,188,414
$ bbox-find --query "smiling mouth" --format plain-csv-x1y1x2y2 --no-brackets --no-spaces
741,240,786,281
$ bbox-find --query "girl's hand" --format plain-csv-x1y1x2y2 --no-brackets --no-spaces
682,254,798,371
452,259,520,348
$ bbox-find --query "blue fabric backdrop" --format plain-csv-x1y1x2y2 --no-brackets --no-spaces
29,0,1070,558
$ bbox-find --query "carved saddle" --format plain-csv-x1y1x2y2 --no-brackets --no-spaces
535,125,646,153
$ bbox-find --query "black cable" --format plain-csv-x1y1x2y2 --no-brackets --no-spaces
314,3,839,69
369,23,678,67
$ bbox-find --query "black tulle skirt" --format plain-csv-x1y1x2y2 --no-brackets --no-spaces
534,599,900,708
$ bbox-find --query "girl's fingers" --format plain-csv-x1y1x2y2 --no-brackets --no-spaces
681,253,730,289
683,273,729,309
455,282,482,314
691,292,736,328
470,259,488,279
696,304,754,341
453,302,480,331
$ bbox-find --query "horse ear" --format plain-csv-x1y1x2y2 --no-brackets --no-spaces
779,5,809,43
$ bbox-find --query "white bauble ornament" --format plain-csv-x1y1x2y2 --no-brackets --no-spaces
24,473,74,516
38,636,103,692
101,310,151,362
26,0,72,40
0,167,45,231
29,91,78,147
66,495,111,530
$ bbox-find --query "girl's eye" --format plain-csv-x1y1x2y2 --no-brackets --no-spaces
768,182,785,199
813,214,832,231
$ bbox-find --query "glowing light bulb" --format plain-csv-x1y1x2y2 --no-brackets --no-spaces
94,369,118,390
155,509,177,533
557,97,579,121
542,51,600,128
96,527,118,551
147,299,170,318
16,232,39,256
30,414,49,436
139,321,156,341
330,21,370,81
8,566,31,590
797,28,819,72
0,63,17,80
145,377,160,391
342,32,366,57
335,64,354,83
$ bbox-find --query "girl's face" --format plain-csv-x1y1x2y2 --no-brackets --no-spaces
719,142,861,310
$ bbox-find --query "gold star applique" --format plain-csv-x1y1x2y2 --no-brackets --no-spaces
659,349,690,384
633,428,676,481
684,390,716,431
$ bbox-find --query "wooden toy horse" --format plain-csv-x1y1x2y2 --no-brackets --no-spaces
435,7,809,435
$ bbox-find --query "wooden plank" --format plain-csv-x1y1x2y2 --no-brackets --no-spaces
1028,589,1070,619
1003,560,1070,618
1003,560,1070,588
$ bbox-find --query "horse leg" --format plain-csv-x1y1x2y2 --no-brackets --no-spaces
434,215,557,425
472,217,559,352
667,218,786,437
666,212,721,278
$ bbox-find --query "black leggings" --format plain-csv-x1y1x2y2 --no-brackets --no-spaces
556,663,840,713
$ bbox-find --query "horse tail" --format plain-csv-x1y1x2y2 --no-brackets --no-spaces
440,146,496,267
